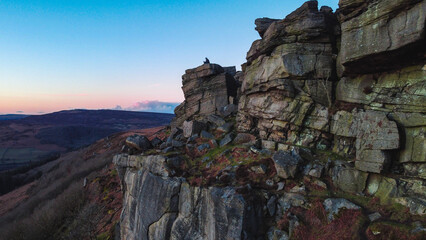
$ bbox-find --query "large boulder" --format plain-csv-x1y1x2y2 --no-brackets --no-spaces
125,135,152,151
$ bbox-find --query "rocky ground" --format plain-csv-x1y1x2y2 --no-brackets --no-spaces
115,111,425,240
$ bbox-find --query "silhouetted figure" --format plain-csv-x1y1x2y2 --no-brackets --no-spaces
204,57,210,64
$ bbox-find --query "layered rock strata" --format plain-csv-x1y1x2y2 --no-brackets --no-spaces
171,63,239,128
236,0,425,177
114,0,426,239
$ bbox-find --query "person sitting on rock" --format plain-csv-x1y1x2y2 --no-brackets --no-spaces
204,57,210,64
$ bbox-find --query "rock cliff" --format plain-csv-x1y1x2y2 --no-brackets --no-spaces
115,1,426,239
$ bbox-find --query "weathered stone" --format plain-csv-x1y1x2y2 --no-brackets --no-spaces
332,136,356,158
267,227,289,240
277,182,285,191
304,162,324,178
200,130,215,140
400,127,426,163
186,134,199,143
277,193,306,213
148,212,177,240
331,164,368,193
219,104,238,117
399,178,426,199
172,140,184,148
355,150,389,173
167,156,184,169
389,112,426,128
159,142,167,150
273,151,301,179
339,0,426,74
255,17,280,38
394,197,426,215
267,195,277,216
289,185,306,195
403,163,426,179
183,63,224,81
247,0,336,63
303,104,330,131
197,143,210,152
366,174,398,204
303,80,333,106
233,133,257,146
251,164,267,175
216,122,233,133
250,146,262,154
119,169,181,240
150,137,163,148
312,179,327,189
207,114,226,127
277,143,290,151
355,111,399,173
336,65,426,112
162,146,174,154
368,212,382,222
113,154,170,177
330,110,358,138
323,198,360,221
262,140,276,150
125,135,152,151
219,133,233,147
182,120,206,138
170,184,252,239
244,43,334,92
355,111,400,152
171,63,238,128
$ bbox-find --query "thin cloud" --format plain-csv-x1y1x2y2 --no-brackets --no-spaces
117,101,180,114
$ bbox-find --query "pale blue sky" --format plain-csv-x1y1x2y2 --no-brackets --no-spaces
0,0,338,114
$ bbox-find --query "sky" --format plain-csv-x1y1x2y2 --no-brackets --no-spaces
0,0,338,114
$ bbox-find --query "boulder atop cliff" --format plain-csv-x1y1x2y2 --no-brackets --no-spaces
171,63,239,129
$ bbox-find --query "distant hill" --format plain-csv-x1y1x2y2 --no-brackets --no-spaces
0,114,30,121
0,109,174,173
0,126,167,239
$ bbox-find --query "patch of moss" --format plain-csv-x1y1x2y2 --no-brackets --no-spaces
143,149,158,155
96,232,111,240
109,169,118,177
366,221,425,240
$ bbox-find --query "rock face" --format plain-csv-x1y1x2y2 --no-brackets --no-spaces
337,0,426,74
236,0,425,176
115,1,426,239
237,0,338,159
115,155,263,240
171,64,239,128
